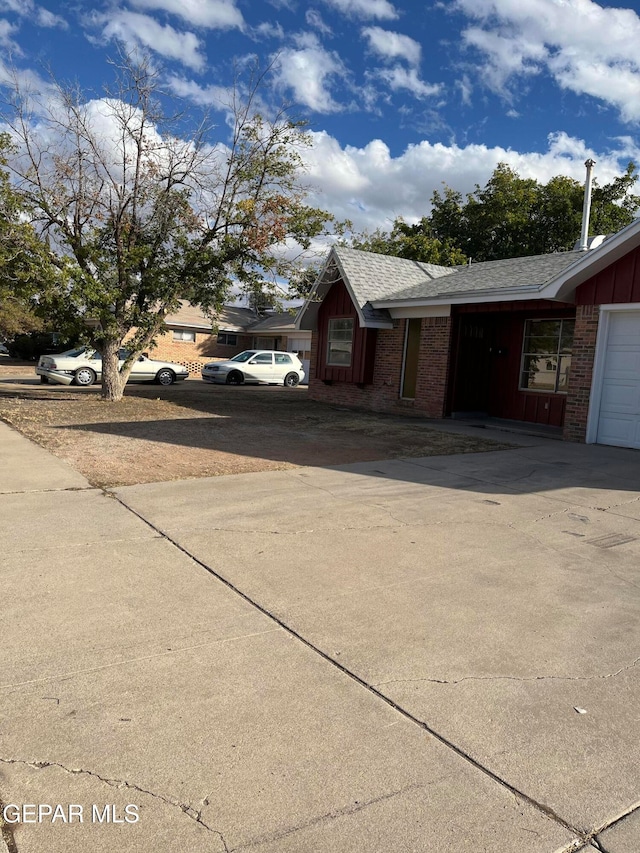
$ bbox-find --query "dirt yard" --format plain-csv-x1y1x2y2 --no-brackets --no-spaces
0,360,510,488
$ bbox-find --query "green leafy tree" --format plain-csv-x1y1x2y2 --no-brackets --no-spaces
349,216,467,265
3,55,343,400
0,133,61,340
430,162,640,262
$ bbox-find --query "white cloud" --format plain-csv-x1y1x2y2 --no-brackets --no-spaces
301,128,640,234
252,21,284,40
0,18,19,50
305,9,332,36
35,6,67,28
128,0,244,31
374,66,441,99
272,33,348,113
0,0,66,28
455,0,640,122
320,0,398,21
100,11,206,72
362,26,421,66
462,26,546,89
456,74,472,106
166,75,230,106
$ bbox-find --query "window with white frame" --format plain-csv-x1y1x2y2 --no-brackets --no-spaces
327,318,354,366
172,330,196,342
217,332,237,346
520,319,575,393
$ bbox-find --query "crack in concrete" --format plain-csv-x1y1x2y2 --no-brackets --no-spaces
594,494,640,513
0,795,18,853
0,486,94,496
227,782,424,851
0,757,229,852
172,523,410,536
0,628,280,690
392,457,640,516
375,655,640,687
601,563,640,592
283,471,412,526
5,535,163,556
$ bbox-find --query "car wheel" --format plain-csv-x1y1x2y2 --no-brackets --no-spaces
284,372,300,388
156,368,176,386
40,376,49,384
226,371,244,385
74,367,96,386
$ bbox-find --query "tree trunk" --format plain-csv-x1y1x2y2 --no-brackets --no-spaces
100,340,128,402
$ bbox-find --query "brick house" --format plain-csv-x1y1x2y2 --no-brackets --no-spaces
149,301,312,380
298,218,640,450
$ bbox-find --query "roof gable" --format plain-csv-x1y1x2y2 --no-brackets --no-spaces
297,246,455,329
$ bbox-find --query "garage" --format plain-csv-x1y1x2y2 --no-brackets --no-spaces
287,337,311,385
595,310,640,449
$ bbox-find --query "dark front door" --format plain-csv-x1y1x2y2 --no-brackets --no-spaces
452,317,497,414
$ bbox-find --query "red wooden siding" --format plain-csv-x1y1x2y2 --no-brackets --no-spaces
576,245,640,304
316,280,377,384
456,298,569,314
449,306,575,427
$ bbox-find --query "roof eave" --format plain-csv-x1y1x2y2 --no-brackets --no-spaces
165,321,213,330
542,218,640,299
372,284,547,309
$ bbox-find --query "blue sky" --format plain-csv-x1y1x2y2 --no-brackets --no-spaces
2,0,640,237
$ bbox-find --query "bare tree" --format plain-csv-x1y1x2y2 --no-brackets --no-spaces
3,54,340,400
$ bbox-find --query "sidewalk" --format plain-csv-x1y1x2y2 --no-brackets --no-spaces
3,419,640,851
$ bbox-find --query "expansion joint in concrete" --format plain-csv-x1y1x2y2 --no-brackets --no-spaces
110,489,587,845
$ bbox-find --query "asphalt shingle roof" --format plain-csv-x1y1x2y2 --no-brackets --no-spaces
164,302,258,331
330,246,454,323
248,312,299,332
384,250,585,302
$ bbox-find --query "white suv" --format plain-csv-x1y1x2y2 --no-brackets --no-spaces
202,350,305,387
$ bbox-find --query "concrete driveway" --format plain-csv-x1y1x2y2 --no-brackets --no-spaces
2,420,640,852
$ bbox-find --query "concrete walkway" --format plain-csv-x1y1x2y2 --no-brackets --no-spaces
2,419,640,852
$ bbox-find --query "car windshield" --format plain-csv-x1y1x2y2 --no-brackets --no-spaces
63,347,91,357
230,350,257,363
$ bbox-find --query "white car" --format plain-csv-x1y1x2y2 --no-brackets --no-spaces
36,347,190,386
202,350,305,387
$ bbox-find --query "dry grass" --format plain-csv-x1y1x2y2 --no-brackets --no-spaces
0,361,511,488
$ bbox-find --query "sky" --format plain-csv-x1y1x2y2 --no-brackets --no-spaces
1,0,640,240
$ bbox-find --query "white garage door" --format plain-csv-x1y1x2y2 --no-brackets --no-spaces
596,310,640,449
287,337,310,385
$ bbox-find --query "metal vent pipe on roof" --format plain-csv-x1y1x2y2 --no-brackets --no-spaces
578,158,596,251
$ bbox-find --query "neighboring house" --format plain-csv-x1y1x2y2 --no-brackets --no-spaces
297,219,640,449
248,312,312,381
151,301,312,381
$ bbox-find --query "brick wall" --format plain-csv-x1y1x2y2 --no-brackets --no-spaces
308,316,452,418
563,304,600,442
148,329,253,374
414,316,452,417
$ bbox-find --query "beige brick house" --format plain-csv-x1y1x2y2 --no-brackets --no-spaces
150,301,312,381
